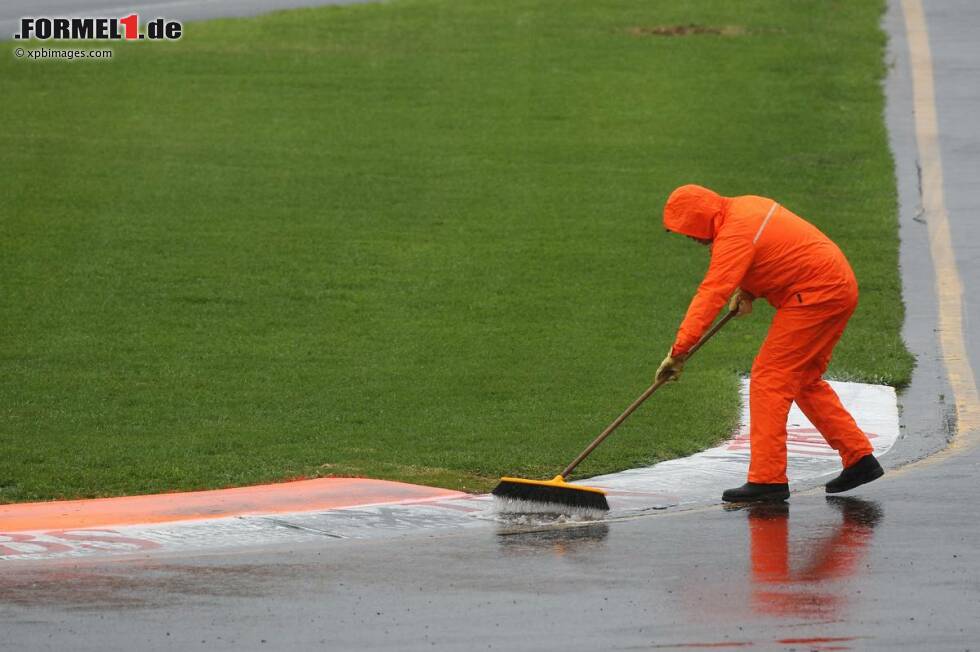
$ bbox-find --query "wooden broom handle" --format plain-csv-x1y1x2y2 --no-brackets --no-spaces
560,308,739,479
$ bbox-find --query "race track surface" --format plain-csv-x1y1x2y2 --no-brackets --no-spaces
2,0,979,649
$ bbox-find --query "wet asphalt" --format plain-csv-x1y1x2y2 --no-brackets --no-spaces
2,0,979,650
1,484,977,651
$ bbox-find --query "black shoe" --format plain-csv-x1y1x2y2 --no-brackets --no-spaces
825,454,884,494
722,482,790,503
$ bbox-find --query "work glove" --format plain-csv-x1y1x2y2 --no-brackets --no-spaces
729,288,754,318
655,353,685,383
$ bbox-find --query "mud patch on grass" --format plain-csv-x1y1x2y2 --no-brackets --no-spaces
628,24,747,37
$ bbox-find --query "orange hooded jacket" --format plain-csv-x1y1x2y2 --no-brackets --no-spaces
663,184,857,357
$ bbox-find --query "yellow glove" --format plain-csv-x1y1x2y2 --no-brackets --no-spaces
729,288,754,318
656,353,685,383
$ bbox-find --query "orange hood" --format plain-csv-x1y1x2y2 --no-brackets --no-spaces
663,184,729,241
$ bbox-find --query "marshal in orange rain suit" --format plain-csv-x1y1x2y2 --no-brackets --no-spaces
662,184,874,487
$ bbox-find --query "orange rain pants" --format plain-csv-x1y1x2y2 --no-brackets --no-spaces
748,283,872,483
663,184,874,484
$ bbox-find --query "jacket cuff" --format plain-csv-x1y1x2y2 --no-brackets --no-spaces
670,343,690,358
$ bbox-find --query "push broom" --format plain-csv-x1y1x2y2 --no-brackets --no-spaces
492,307,739,517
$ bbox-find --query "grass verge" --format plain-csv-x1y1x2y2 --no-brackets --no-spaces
0,0,912,501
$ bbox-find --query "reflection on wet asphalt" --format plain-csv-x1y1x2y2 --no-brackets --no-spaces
742,498,882,619
496,522,610,557
0,562,299,611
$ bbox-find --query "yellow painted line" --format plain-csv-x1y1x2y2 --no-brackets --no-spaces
902,0,980,453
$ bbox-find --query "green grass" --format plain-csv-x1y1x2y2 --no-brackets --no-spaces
0,0,912,502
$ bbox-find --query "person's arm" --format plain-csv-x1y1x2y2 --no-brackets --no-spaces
670,232,754,357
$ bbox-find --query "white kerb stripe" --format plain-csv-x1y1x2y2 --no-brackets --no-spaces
753,202,779,244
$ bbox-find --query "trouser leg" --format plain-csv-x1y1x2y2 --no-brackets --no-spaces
747,296,860,484
793,307,874,468
748,362,798,484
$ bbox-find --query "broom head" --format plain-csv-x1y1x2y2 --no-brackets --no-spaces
491,475,609,519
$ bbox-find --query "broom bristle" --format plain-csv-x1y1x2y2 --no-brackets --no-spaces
492,496,608,521
492,477,609,518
